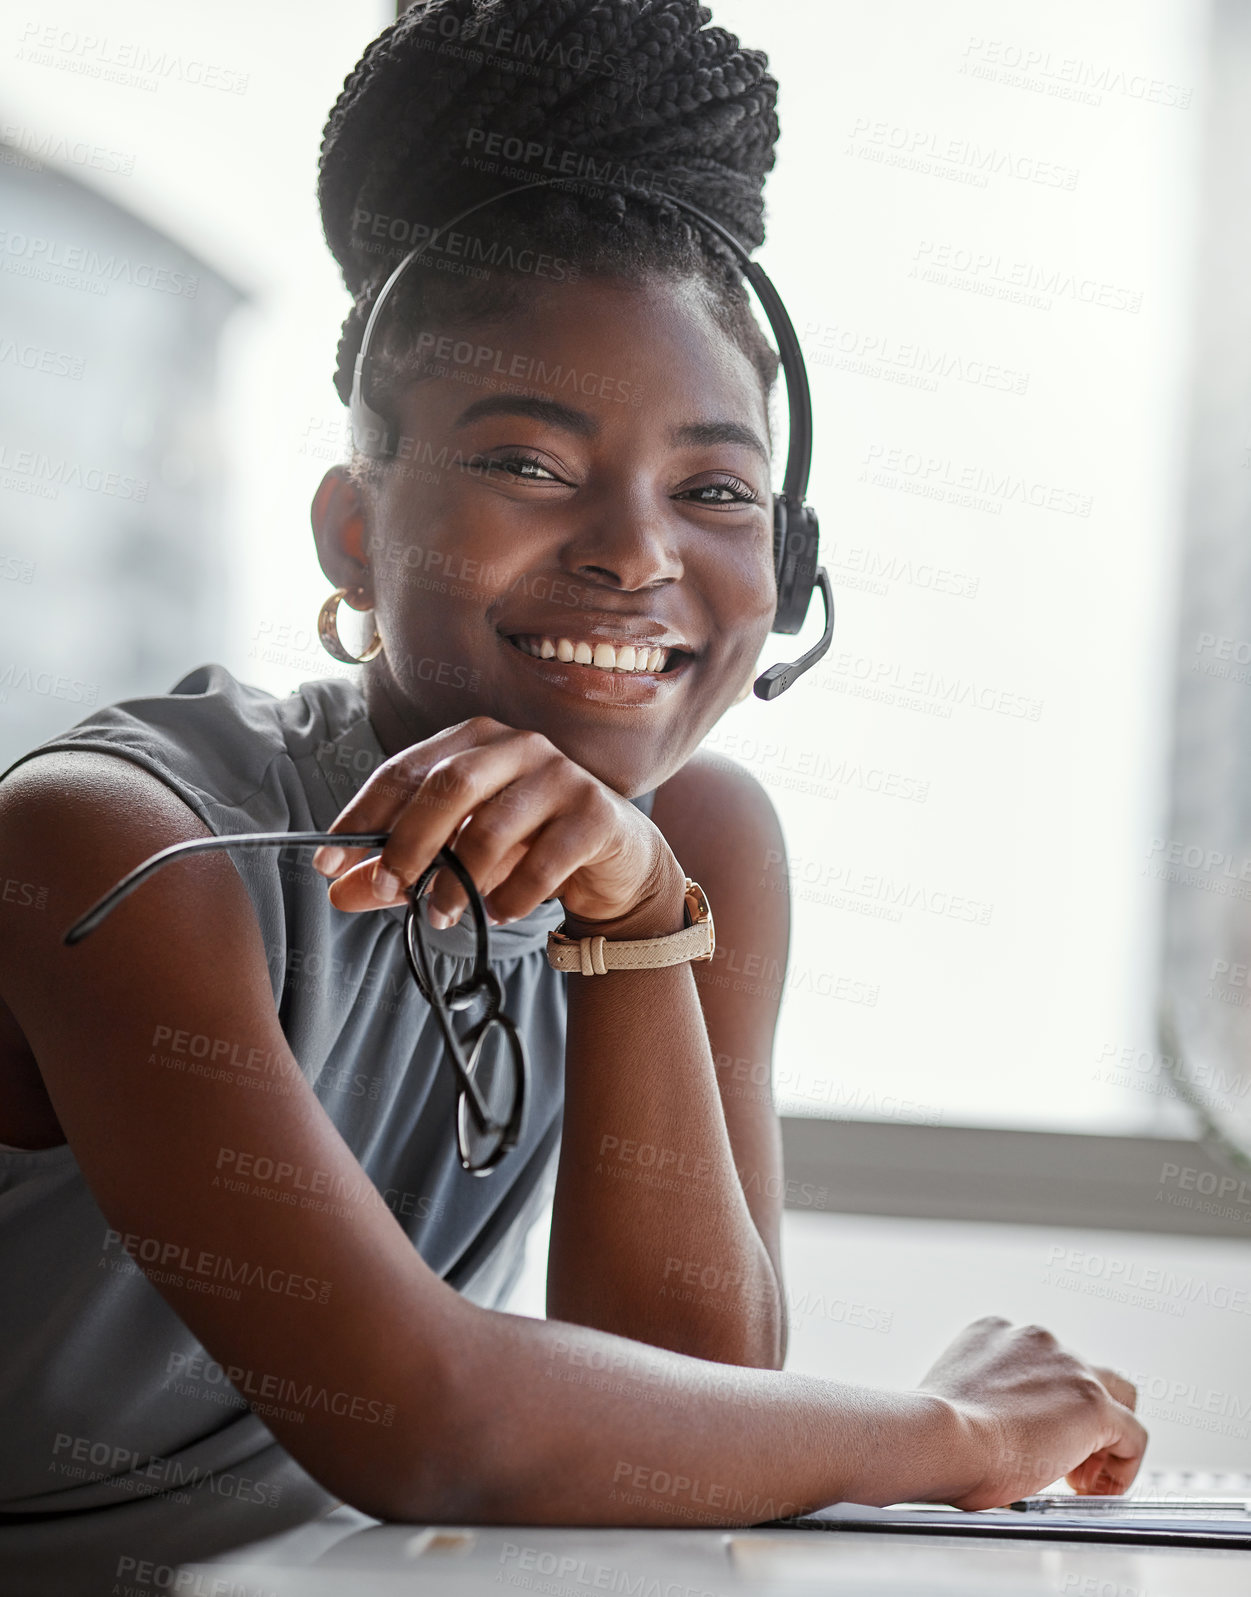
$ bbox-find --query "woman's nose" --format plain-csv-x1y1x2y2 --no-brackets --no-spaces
558,488,684,591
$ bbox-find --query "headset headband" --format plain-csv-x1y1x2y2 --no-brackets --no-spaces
350,177,810,498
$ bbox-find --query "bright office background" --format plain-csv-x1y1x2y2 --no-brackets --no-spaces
0,0,1210,1135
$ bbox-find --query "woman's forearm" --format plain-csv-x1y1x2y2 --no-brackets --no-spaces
548,861,784,1366
378,1297,968,1525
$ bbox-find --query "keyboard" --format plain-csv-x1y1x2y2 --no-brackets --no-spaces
1132,1468,1251,1500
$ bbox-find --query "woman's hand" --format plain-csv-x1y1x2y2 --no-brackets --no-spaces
311,716,684,931
916,1316,1147,1509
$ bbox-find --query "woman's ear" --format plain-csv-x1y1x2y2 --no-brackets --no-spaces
310,465,375,604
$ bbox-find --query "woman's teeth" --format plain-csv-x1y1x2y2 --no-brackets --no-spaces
510,635,673,673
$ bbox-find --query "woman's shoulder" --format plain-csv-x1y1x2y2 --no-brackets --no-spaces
648,746,786,907
0,663,372,833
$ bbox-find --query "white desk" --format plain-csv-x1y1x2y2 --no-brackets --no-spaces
181,1508,1250,1595
175,1208,1251,1593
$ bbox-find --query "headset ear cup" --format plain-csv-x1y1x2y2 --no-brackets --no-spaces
772,494,788,581
766,495,789,606
772,498,820,635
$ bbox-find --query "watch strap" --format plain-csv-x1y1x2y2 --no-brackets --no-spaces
546,878,714,975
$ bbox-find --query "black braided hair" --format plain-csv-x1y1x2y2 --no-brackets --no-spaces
317,0,782,455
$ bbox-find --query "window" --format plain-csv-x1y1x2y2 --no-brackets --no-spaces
703,0,1211,1138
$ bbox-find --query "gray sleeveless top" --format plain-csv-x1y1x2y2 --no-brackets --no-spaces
0,663,656,1589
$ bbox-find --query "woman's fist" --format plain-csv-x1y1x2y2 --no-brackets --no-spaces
312,716,683,931
917,1316,1146,1509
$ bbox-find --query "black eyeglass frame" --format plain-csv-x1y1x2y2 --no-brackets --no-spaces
63,831,527,1175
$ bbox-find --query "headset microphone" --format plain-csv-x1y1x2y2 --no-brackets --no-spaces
348,178,833,700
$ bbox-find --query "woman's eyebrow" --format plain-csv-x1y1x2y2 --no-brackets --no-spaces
671,419,769,465
452,392,768,465
453,393,596,435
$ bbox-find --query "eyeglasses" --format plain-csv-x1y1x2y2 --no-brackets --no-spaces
64,832,526,1175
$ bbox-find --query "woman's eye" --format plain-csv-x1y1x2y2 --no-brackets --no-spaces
465,455,757,502
472,452,562,482
682,478,759,506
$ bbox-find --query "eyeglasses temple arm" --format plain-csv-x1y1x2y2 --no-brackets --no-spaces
62,831,392,947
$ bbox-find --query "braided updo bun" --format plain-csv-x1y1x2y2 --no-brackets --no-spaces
318,0,781,418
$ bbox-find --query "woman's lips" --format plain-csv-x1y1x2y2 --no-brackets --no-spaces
499,632,692,703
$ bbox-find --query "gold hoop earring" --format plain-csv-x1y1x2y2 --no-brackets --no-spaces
317,587,382,665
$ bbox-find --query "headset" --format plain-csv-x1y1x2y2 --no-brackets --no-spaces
348,177,834,700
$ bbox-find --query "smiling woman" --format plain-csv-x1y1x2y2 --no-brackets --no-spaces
0,0,1148,1589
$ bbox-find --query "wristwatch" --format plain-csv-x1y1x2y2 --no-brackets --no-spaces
545,878,715,975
